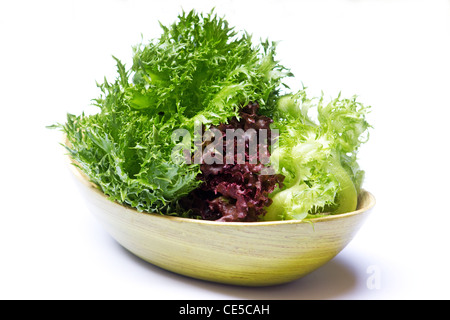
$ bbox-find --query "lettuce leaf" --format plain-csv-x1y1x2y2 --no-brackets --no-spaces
263,89,371,221
54,9,371,221
126,10,291,125
57,10,291,215
180,102,284,222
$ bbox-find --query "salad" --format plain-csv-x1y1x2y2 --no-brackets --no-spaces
55,10,371,222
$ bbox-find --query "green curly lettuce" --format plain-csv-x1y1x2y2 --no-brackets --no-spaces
55,9,291,215
126,9,291,124
263,89,371,221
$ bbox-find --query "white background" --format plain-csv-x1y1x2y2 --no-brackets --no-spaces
1,0,450,300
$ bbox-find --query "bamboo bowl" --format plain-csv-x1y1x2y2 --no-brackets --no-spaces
68,159,375,286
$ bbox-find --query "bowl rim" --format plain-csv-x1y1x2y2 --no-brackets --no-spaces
67,152,376,227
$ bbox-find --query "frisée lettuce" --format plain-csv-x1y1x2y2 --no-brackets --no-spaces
55,10,291,216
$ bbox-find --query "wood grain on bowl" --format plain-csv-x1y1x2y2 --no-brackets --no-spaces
68,156,375,286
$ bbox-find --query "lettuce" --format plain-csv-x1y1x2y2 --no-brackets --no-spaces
180,102,284,222
57,10,291,216
54,9,371,222
263,90,371,221
126,9,291,125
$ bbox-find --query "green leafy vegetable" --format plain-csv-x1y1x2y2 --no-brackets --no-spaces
51,9,371,222
127,9,291,123
56,9,291,215
263,89,371,221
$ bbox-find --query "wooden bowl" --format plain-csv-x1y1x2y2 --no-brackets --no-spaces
68,158,376,286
